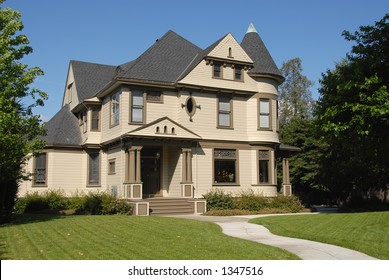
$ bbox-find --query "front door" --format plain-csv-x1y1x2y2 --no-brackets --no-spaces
141,147,161,197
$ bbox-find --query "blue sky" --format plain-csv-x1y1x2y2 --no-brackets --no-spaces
4,0,388,121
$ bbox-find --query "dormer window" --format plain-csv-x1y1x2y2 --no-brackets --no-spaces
213,62,222,78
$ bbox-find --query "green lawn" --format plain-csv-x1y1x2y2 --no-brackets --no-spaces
0,214,298,260
250,211,389,259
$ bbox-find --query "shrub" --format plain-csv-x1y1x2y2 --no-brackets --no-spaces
44,190,68,211
268,195,304,213
78,193,103,215
203,189,234,210
14,192,49,214
76,192,132,215
234,190,268,211
14,191,132,215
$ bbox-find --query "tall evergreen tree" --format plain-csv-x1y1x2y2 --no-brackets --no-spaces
0,1,47,223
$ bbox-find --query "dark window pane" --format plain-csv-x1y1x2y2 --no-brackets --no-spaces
214,160,236,183
89,152,100,185
259,160,269,183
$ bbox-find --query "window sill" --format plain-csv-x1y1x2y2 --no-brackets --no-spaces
32,185,48,188
213,183,240,187
108,172,116,175
87,185,101,188
217,126,234,130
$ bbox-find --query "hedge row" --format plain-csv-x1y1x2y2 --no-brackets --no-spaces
14,190,132,215
203,189,304,213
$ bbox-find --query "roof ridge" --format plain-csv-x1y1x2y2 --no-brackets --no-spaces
119,30,182,78
70,60,115,68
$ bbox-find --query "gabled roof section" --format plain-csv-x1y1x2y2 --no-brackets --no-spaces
44,104,82,146
207,33,253,63
71,60,116,102
241,23,284,82
176,34,227,81
116,30,202,84
127,117,201,140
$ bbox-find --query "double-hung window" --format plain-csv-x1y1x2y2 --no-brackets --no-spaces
213,62,222,78
234,65,242,81
91,108,100,131
214,149,237,184
131,90,144,123
218,97,232,128
34,153,47,186
259,98,271,129
110,91,120,126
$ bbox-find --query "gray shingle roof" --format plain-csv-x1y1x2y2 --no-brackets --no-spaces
44,104,82,146
176,34,228,81
71,60,116,102
241,31,284,82
116,30,202,84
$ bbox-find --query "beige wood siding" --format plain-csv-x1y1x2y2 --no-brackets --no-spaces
207,33,253,63
179,60,258,92
106,146,123,196
62,65,79,110
166,146,182,197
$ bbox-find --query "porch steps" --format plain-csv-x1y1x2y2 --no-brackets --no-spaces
145,198,194,215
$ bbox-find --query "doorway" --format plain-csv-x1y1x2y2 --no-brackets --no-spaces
141,147,162,197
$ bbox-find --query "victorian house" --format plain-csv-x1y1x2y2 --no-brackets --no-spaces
21,24,297,215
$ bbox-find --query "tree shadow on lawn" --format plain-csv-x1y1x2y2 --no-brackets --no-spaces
3,213,67,226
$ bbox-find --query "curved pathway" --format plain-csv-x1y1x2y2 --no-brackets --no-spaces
169,213,377,260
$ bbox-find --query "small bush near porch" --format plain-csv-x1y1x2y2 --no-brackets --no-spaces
203,189,305,215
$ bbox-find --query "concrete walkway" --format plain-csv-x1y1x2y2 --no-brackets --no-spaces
168,213,377,260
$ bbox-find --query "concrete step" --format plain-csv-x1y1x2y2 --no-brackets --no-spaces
146,198,195,215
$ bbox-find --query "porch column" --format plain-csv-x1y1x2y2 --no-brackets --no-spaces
187,149,192,183
129,149,136,182
181,148,194,198
282,158,290,185
124,146,143,200
135,148,142,183
282,157,292,196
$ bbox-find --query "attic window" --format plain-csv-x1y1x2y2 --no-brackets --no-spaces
228,47,233,58
67,83,73,103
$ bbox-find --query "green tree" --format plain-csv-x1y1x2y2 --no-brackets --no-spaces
316,14,389,203
279,57,314,125
0,1,47,223
279,118,327,205
277,58,325,204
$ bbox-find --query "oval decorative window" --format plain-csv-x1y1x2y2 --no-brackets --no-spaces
185,96,196,117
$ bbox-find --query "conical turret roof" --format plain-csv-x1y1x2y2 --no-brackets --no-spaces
241,23,284,83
